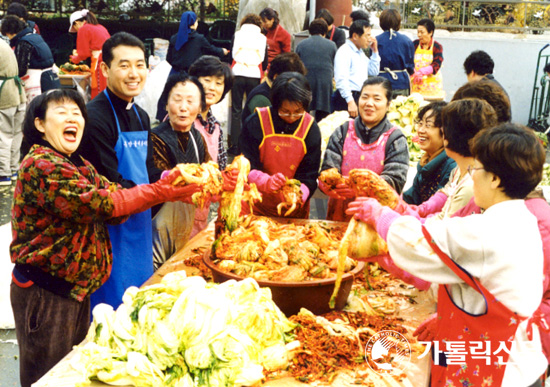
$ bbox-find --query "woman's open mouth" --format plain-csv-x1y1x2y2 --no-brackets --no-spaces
63,127,78,142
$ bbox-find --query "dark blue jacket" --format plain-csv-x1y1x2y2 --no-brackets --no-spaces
11,27,54,69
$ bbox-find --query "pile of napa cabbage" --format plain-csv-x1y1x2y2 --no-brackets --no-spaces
71,272,298,387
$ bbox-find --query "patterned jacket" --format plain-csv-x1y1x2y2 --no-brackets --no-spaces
10,144,126,301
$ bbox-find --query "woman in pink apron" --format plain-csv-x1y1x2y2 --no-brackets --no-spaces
188,55,233,236
348,123,548,387
319,76,409,221
260,7,291,69
411,18,444,98
240,72,322,218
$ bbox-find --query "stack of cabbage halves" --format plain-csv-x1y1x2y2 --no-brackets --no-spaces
71,272,298,387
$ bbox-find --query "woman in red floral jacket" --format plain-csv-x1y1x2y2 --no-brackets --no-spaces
9,89,199,387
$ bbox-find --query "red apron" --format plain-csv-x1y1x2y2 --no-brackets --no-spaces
249,107,313,218
327,120,396,221
421,226,527,386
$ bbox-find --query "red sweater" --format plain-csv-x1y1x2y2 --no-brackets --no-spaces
70,23,110,63
265,24,291,65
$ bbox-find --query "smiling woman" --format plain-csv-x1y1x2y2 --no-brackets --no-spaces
10,88,199,387
319,76,410,221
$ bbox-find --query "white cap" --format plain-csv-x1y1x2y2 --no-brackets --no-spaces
69,10,87,33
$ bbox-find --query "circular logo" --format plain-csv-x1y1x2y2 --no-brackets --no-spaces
365,330,412,375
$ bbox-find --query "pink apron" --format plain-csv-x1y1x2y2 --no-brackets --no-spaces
191,117,221,237
327,120,396,221
247,107,314,218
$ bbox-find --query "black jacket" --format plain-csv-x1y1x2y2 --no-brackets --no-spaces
166,30,225,73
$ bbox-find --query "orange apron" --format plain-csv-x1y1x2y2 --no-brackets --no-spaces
411,41,443,97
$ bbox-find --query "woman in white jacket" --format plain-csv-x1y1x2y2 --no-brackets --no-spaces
229,13,267,154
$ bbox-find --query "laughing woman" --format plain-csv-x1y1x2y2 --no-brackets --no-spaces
10,89,198,387
402,101,455,205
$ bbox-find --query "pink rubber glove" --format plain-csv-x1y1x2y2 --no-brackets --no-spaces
413,313,439,341
318,180,342,200
346,197,386,226
248,170,286,193
346,197,401,240
416,191,448,217
418,65,433,76
300,184,310,204
393,198,421,219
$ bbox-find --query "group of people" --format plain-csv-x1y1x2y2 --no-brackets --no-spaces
2,4,550,387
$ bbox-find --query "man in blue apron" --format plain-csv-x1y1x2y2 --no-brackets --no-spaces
79,32,160,310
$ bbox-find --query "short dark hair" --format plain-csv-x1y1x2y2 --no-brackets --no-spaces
360,76,393,102
188,55,234,100
349,19,371,38
1,15,26,35
160,73,206,113
416,101,447,133
267,52,306,81
309,18,328,36
315,8,334,26
7,2,28,20
442,98,498,157
379,9,401,31
102,32,145,68
240,13,262,28
259,7,279,29
22,89,88,156
350,9,370,23
271,72,312,112
417,18,435,34
463,50,494,76
544,62,550,74
471,123,545,199
451,80,511,124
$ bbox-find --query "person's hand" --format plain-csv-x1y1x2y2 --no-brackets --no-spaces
418,65,433,76
347,100,358,118
369,36,378,53
393,198,421,218
222,169,239,192
412,72,423,85
157,170,200,202
300,184,310,205
318,180,341,199
413,313,438,341
266,172,286,193
334,183,355,199
346,197,385,226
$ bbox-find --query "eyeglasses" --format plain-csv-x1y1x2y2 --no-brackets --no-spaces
278,111,305,118
415,120,436,129
467,165,484,175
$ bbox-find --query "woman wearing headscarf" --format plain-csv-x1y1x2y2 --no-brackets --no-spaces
68,9,110,99
166,11,228,76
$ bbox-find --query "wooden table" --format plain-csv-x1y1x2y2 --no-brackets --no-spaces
33,220,434,387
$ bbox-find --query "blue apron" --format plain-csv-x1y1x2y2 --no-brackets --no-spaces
90,90,153,310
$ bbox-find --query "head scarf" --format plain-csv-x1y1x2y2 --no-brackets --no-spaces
175,11,198,51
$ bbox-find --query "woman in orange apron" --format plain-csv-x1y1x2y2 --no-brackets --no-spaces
69,9,110,99
240,72,322,218
411,18,443,98
318,76,409,221
347,123,548,386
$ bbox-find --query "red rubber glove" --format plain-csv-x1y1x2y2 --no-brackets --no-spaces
318,180,341,199
248,170,286,193
334,182,355,199
222,169,239,192
110,171,200,218
412,72,423,85
413,313,438,341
